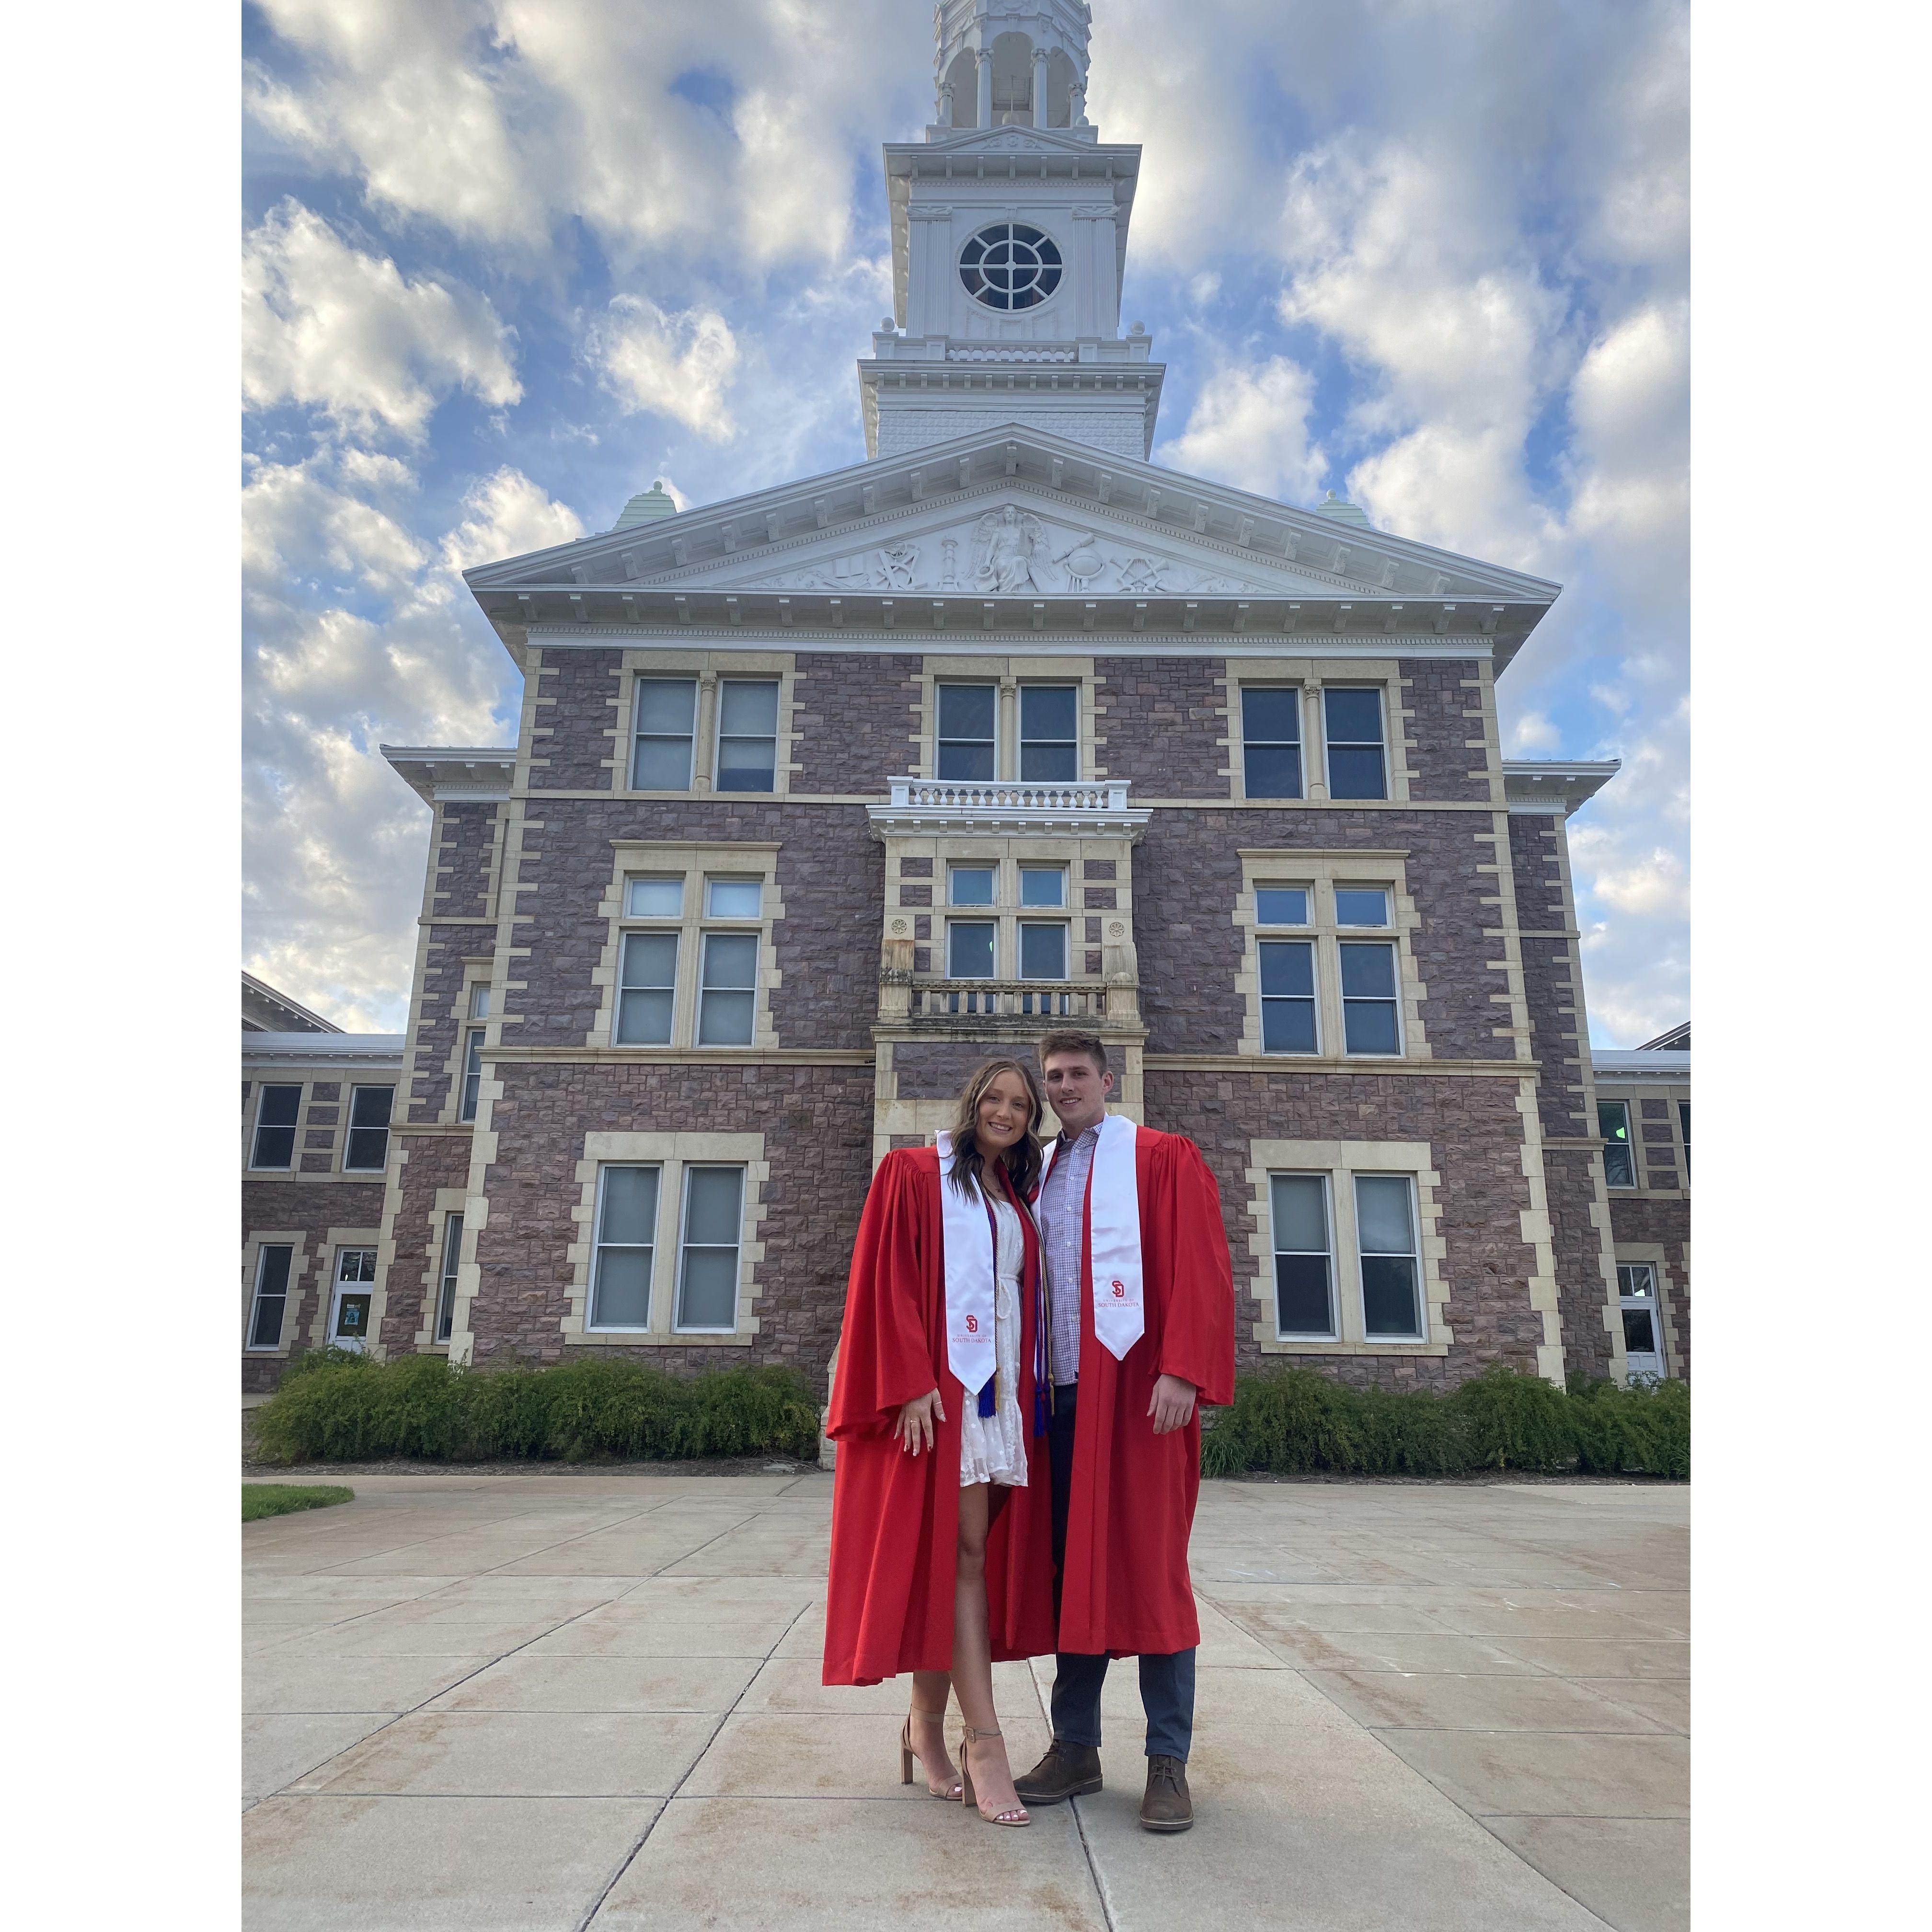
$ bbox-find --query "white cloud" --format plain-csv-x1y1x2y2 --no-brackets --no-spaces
242,458,429,593
242,200,521,438
587,297,741,442
1508,711,1560,754
437,466,587,578
1159,356,1325,503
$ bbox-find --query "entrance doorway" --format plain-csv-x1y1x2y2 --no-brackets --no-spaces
329,1247,377,1351
1617,1263,1667,1380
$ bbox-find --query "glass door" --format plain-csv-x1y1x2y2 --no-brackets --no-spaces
1617,1264,1666,1380
329,1247,377,1352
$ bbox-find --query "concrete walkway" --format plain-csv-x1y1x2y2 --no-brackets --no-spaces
243,1472,1688,1932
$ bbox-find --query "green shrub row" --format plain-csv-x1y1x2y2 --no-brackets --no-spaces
1199,1364,1689,1480
254,1351,823,1465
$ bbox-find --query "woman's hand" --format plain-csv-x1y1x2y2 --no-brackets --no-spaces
895,1388,945,1455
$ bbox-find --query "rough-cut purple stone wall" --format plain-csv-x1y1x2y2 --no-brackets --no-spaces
1132,809,1512,1060
434,803,501,919
241,1177,389,1390
892,1040,1021,1099
409,939,472,1120
470,1062,874,1372
507,800,880,1051
529,648,624,790
1397,660,1492,803
1147,1067,1544,1390
792,653,921,793
1608,1195,1692,1382
1543,1147,1614,1383
1508,814,1592,1138
1094,656,1228,797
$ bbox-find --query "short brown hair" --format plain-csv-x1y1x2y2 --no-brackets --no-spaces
1037,1030,1109,1076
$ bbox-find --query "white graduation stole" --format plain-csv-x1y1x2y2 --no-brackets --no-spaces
935,1131,996,1403
1038,1112,1144,1361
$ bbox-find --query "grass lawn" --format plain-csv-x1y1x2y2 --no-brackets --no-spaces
243,1483,354,1522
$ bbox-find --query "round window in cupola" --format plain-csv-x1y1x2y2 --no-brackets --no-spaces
958,222,1063,311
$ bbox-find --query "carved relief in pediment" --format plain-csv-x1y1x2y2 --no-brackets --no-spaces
756,504,1266,598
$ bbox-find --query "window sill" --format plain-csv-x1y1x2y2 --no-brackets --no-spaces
1254,1331,1448,1357
565,1328,755,1347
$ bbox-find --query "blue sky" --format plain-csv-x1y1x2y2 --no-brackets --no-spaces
242,0,1688,1042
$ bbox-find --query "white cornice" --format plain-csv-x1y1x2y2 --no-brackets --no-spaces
519,626,1495,660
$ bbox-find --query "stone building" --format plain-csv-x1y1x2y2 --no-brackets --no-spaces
241,1,1688,1398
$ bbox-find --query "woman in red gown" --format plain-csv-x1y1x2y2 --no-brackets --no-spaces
822,1058,1056,1826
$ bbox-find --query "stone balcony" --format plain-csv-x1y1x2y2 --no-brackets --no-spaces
866,777,1149,839
879,972,1139,1034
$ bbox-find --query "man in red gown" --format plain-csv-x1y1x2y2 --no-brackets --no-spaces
1011,1032,1235,1833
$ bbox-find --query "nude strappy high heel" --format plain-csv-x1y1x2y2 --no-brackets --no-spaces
958,1724,1031,1826
900,1705,963,1800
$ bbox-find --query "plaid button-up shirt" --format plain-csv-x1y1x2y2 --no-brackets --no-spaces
1036,1123,1101,1386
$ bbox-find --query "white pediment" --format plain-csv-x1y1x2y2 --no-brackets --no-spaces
658,497,1350,601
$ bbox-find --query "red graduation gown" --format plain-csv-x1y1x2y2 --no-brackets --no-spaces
821,1147,1056,1687
1056,1126,1236,1657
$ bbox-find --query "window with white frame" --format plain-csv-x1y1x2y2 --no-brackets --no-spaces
250,1086,301,1170
1617,1262,1662,1360
610,864,771,1049
1269,1174,1335,1337
1355,1174,1424,1339
1254,884,1311,928
676,1166,745,1331
247,1244,293,1349
1323,688,1388,800
435,1213,463,1343
617,931,678,1045
459,1029,484,1121
947,918,996,979
949,865,995,907
936,683,996,781
1241,687,1304,799
1258,940,1318,1053
632,677,698,790
698,878,761,1045
344,1085,393,1171
1019,685,1078,782
1599,1101,1635,1189
589,1166,659,1329
715,679,779,793
1334,885,1390,928
1339,942,1401,1054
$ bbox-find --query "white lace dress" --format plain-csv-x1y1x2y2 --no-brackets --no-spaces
958,1196,1028,1490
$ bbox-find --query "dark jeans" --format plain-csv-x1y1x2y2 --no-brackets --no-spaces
1046,1381,1196,1761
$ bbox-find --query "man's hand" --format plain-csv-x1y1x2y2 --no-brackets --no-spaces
895,1388,945,1455
1147,1373,1197,1436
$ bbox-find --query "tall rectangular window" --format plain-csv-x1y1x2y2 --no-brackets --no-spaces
698,933,758,1044
936,684,996,781
459,1029,484,1122
676,1166,745,1331
1259,940,1317,1053
344,1085,394,1171
1339,943,1401,1054
1018,922,1067,980
435,1213,463,1343
715,679,779,792
247,1244,293,1349
1356,1174,1423,1339
632,678,698,790
1324,688,1388,800
250,1085,301,1170
590,1166,659,1330
1270,1174,1335,1337
1617,1262,1661,1359
617,933,678,1045
1241,688,1303,799
1019,685,1078,781
1599,1101,1635,1188
1678,1102,1690,1180
948,921,996,979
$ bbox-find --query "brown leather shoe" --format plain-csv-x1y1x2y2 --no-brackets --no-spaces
1140,1754,1193,1832
1012,1738,1103,1805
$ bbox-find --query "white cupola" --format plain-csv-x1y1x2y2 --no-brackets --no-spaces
855,1,1163,461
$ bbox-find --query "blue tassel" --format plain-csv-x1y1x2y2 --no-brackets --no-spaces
978,1379,996,1419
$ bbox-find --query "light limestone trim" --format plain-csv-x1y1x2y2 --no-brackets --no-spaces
613,648,798,798
242,1229,310,1358
1611,1240,1680,1381
307,1227,383,1348
916,655,1098,781
561,1131,768,1346
1219,656,1413,805
1510,1079,1570,1383
1232,850,1429,1062
1242,1139,1449,1357
1594,1081,1692,1197
587,842,787,1051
